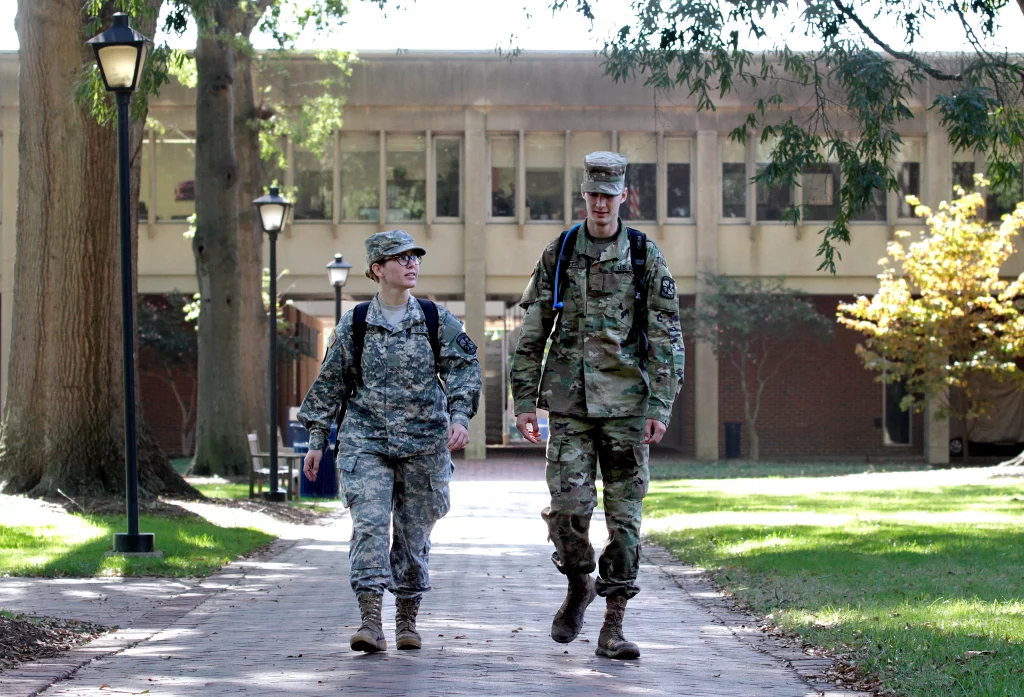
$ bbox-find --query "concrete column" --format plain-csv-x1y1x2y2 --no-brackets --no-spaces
923,107,950,465
694,130,720,460
0,108,17,413
924,393,950,465
463,108,488,460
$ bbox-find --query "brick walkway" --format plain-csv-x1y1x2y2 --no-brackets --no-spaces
1,457,866,696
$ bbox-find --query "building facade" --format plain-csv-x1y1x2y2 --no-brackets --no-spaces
0,50,1014,461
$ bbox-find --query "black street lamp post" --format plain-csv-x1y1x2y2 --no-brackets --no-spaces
254,186,293,502
326,254,352,325
87,14,154,554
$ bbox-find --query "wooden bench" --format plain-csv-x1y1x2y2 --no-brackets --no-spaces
247,432,303,500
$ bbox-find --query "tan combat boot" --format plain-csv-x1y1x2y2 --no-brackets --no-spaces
395,597,422,650
350,593,387,653
596,596,640,659
550,573,596,643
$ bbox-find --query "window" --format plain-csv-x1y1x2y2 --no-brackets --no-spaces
490,137,516,218
435,138,461,218
897,140,922,218
666,138,691,218
570,133,611,220
952,151,976,194
721,139,747,219
755,137,792,221
620,134,657,221
139,134,152,223
386,134,426,222
293,143,332,221
986,169,1022,222
340,133,379,222
883,378,911,446
802,160,840,221
154,132,195,222
526,134,564,221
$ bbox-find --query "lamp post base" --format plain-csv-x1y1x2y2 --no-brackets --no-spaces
262,490,288,503
112,532,156,554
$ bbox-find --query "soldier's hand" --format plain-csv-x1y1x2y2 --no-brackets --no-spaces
516,413,543,444
303,449,322,482
643,419,667,445
448,423,469,451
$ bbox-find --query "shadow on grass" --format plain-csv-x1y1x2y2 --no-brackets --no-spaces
0,515,274,578
652,522,1024,697
648,460,932,480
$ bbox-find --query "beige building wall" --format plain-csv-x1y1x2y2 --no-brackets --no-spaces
1,50,1008,462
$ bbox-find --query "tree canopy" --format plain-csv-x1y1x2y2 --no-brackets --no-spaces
837,182,1024,456
550,0,1024,272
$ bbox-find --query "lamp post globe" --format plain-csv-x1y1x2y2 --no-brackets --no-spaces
326,253,352,325
87,13,154,555
254,187,293,502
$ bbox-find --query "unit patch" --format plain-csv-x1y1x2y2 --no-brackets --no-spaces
659,277,676,300
456,332,478,355
328,327,338,348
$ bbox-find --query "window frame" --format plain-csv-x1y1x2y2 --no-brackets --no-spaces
893,137,925,222
384,132,428,224
338,129,383,224
719,135,750,224
487,134,519,223
431,134,464,223
664,135,695,224
617,131,659,224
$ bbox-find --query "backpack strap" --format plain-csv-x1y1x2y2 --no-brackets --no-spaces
552,224,581,312
415,298,442,368
625,228,649,368
350,301,371,382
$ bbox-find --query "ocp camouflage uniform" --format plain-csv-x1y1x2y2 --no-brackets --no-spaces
510,222,685,599
298,296,481,599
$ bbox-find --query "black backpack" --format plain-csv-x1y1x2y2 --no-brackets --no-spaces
332,298,442,447
551,223,649,366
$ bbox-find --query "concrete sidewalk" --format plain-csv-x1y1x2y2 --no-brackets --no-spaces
1,460,866,696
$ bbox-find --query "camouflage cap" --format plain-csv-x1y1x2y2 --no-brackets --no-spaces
364,229,427,266
581,151,628,195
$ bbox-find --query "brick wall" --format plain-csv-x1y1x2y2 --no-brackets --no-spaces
139,347,197,458
714,295,923,460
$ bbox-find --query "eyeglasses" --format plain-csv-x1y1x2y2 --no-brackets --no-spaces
385,254,421,268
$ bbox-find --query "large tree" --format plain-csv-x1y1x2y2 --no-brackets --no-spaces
0,0,198,498
548,0,1024,271
837,185,1024,460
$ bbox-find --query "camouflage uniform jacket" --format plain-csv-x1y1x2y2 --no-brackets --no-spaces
298,296,482,457
510,221,685,424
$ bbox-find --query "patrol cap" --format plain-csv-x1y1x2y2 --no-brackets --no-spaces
364,229,427,266
581,151,628,195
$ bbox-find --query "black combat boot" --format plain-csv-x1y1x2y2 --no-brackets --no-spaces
395,597,422,650
550,573,596,643
596,595,640,659
350,593,387,653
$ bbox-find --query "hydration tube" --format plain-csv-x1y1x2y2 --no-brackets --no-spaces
552,224,581,311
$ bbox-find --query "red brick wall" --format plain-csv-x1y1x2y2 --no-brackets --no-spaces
139,348,197,458
715,295,923,460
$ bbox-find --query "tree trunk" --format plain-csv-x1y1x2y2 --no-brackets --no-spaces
234,39,270,452
191,5,247,476
0,0,198,499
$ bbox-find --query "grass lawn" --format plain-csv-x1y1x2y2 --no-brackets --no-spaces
644,467,1024,697
0,513,274,578
192,481,251,500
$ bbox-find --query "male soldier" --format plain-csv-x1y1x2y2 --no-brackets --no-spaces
299,230,481,653
510,152,685,660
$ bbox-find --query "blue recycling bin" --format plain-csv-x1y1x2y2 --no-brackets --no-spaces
294,421,339,499
724,421,743,459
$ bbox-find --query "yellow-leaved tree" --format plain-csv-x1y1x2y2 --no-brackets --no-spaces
838,180,1024,461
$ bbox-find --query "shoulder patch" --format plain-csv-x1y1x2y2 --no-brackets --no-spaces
455,332,477,356
660,277,676,300
440,314,464,344
328,327,338,348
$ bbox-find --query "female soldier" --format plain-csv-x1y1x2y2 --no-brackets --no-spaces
298,229,481,653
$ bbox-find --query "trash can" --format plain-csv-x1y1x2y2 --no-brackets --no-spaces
724,421,743,459
298,424,340,499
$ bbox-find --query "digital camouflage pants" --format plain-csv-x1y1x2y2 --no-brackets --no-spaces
543,414,649,599
337,446,453,599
